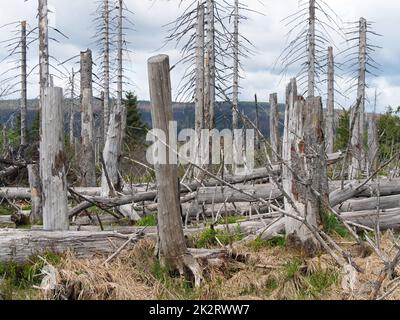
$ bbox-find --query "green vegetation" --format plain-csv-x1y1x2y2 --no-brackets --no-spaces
321,211,349,238
195,225,244,248
0,252,61,300
247,236,286,251
124,92,148,146
137,214,158,227
377,106,400,160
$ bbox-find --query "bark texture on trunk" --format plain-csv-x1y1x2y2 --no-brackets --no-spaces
40,87,69,231
20,21,27,146
349,18,367,179
269,93,280,163
148,54,202,286
326,46,335,154
80,50,96,187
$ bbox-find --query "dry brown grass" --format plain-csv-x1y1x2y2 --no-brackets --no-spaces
33,233,400,300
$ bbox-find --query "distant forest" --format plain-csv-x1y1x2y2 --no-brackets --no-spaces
0,99,286,137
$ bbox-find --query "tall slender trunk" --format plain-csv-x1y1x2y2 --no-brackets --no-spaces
205,0,215,130
20,21,27,146
255,94,260,150
38,0,49,110
80,50,96,187
101,0,124,195
349,18,367,179
326,46,335,154
232,0,239,131
269,93,280,163
307,0,316,97
103,0,110,142
69,68,75,145
195,1,205,171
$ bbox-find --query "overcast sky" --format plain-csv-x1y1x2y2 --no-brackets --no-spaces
0,0,398,112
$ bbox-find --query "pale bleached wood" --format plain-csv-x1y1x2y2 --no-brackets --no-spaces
20,21,27,146
349,18,367,179
339,194,400,213
232,0,239,131
28,164,42,224
269,93,280,163
103,0,111,140
148,54,202,284
308,0,316,97
326,46,335,154
341,208,400,230
69,68,75,145
40,87,69,231
80,49,96,187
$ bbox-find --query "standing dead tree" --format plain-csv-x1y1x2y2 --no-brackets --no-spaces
326,46,335,154
269,93,280,163
148,54,203,287
40,87,69,231
79,50,96,187
101,0,134,196
283,78,328,253
342,18,381,179
277,0,343,97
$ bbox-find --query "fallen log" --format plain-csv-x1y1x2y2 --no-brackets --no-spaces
0,221,268,263
338,195,400,212
0,230,143,264
341,208,400,230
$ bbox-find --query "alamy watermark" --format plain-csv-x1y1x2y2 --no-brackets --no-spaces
146,122,255,175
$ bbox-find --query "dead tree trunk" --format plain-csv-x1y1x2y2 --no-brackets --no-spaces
38,0,49,108
148,54,202,286
101,0,124,195
103,0,111,141
195,1,205,173
40,87,69,231
349,17,367,179
20,21,27,146
283,79,327,253
28,164,42,224
326,46,335,154
255,94,260,150
205,0,215,130
307,0,316,97
79,50,96,187
69,68,75,146
367,113,379,175
269,93,280,163
232,0,239,131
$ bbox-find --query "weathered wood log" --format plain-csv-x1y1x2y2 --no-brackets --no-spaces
341,208,400,230
338,195,400,213
0,230,139,264
40,87,69,231
20,21,28,146
197,184,282,204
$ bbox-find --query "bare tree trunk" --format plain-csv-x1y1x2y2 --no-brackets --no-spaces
101,0,124,195
148,54,202,286
283,79,326,253
69,68,75,145
38,0,49,105
40,87,69,231
205,0,215,130
20,21,27,146
255,94,260,150
307,0,316,97
367,113,379,175
103,0,111,141
269,93,280,163
232,0,239,131
28,164,42,224
80,50,96,187
326,46,335,154
349,17,367,179
195,1,205,173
